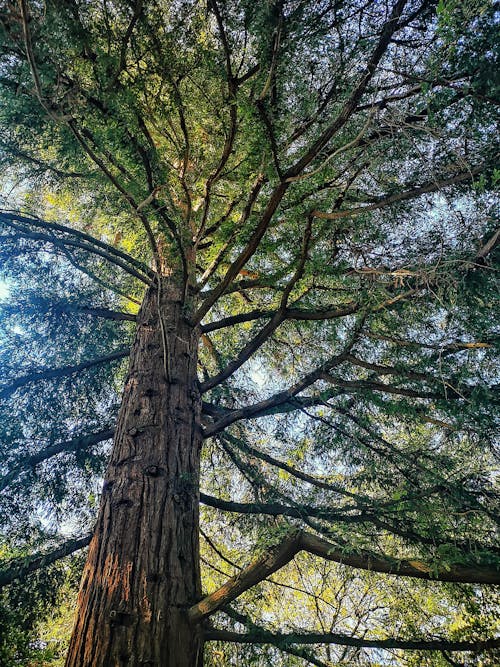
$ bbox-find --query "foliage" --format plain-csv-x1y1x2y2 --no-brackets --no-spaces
0,0,498,664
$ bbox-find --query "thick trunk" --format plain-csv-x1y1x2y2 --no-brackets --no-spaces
65,280,203,667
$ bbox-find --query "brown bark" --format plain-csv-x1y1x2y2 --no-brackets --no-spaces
65,280,203,667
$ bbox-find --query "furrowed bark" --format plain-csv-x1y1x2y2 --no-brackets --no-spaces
65,280,203,667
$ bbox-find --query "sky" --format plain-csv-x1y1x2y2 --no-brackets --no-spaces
0,280,9,301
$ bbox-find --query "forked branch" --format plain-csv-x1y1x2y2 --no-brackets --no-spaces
188,530,500,623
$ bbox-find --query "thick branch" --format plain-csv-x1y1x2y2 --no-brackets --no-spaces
189,530,500,623
200,311,285,392
189,531,302,622
203,345,352,434
205,628,499,652
201,302,359,333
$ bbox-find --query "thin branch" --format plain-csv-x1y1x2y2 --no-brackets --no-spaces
1,222,152,286
200,311,286,392
204,336,355,433
193,179,289,324
221,606,332,667
0,534,92,588
66,121,161,266
57,305,136,322
219,432,359,499
475,227,499,262
0,428,114,492
0,139,89,178
201,302,359,333
285,0,408,179
109,0,144,88
197,173,266,288
0,349,129,400
202,291,416,410
311,167,484,221
200,492,497,557
0,211,153,282
18,0,68,122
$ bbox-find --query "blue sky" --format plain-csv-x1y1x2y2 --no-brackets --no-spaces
0,280,9,300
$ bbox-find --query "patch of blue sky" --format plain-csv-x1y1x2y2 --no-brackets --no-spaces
0,279,9,301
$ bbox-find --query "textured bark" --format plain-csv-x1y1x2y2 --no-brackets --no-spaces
65,280,203,667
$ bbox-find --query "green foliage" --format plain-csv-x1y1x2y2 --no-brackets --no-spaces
0,0,498,664
0,541,82,667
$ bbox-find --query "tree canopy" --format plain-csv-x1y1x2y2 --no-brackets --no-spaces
0,0,499,665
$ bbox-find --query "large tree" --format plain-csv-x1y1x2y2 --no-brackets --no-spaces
0,0,499,665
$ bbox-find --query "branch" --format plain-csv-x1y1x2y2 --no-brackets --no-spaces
220,606,332,667
205,628,499,652
193,179,289,323
0,428,114,492
58,305,136,322
189,529,500,622
189,531,302,622
197,173,266,286
203,343,353,433
200,311,286,392
218,432,359,499
320,374,475,401
311,167,484,221
0,139,89,178
202,292,417,417
0,534,92,588
200,493,497,559
201,302,359,333
66,121,162,266
285,0,408,178
475,227,500,262
109,0,143,88
0,349,129,400
0,211,153,283
200,298,365,395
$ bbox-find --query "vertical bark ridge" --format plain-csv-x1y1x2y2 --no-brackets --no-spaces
65,280,203,667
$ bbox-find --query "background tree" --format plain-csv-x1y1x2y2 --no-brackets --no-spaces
0,0,498,665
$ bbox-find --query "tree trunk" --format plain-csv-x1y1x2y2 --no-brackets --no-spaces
65,280,203,667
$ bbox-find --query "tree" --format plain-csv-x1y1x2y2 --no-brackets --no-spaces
0,0,498,665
